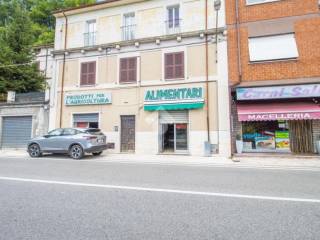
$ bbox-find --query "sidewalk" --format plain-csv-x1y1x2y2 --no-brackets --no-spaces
1,149,320,170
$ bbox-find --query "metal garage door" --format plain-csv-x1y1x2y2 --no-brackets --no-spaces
1,116,32,148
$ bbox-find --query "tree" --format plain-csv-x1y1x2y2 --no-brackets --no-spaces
29,0,95,45
0,3,45,93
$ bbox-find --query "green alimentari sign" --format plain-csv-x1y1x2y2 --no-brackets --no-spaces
144,87,204,111
65,93,112,106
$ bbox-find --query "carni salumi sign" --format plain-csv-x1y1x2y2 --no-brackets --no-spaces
65,93,112,106
237,84,320,100
144,87,205,111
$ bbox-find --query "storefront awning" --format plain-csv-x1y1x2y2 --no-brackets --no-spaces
237,102,320,121
144,102,204,111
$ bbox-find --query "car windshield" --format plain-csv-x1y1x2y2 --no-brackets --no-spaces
85,129,103,135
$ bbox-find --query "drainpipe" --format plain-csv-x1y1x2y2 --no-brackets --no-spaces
59,11,68,128
205,0,211,144
235,0,242,83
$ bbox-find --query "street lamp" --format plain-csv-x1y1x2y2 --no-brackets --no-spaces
214,0,221,11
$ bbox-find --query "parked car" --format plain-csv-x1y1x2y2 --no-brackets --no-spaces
27,128,107,159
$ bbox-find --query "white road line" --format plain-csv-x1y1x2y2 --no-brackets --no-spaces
0,176,319,204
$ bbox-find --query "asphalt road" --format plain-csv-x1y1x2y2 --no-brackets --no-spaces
0,156,319,240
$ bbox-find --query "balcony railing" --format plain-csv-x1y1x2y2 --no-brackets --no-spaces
166,19,182,35
121,24,136,41
84,32,97,47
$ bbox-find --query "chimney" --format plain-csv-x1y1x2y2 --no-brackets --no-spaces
7,91,16,103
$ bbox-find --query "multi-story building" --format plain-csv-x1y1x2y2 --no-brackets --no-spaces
226,0,320,154
50,0,231,157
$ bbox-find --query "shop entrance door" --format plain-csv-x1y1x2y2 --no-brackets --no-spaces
120,115,135,152
159,111,189,153
160,123,188,153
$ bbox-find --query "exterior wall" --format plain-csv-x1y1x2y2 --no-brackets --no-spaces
54,0,220,51
228,17,320,85
226,0,320,85
0,104,49,148
35,47,54,101
226,0,319,24
55,82,218,156
50,0,231,157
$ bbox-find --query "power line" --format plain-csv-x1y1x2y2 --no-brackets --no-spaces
0,62,33,68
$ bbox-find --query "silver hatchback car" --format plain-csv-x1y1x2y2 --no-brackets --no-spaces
27,128,107,159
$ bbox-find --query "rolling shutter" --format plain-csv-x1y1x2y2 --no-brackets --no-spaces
159,111,188,124
2,116,32,148
81,61,96,85
73,113,99,123
120,57,137,83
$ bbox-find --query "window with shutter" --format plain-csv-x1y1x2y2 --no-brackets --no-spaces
165,52,184,80
80,61,96,86
119,57,137,83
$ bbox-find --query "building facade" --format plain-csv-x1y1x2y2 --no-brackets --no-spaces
226,0,320,154
0,92,49,149
50,0,231,157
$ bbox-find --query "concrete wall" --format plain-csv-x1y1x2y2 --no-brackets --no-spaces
54,0,224,50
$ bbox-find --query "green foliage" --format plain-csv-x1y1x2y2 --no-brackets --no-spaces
0,0,95,93
29,0,95,45
0,2,45,93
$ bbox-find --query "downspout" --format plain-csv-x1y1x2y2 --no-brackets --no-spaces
205,0,211,144
235,0,242,83
231,0,242,156
59,11,68,128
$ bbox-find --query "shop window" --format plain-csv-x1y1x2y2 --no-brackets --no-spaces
242,121,290,152
248,34,299,62
119,57,137,84
164,52,184,80
80,61,96,86
73,113,99,129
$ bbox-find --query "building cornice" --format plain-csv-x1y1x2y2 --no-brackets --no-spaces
52,28,225,55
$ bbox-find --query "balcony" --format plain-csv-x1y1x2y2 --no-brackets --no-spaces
121,24,136,41
166,19,182,35
84,32,97,47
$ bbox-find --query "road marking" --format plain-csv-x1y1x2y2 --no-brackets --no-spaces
0,176,319,204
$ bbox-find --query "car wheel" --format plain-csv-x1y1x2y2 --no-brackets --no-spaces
69,144,84,159
28,144,42,158
92,151,103,156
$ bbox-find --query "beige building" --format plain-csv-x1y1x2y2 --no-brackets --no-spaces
51,0,231,157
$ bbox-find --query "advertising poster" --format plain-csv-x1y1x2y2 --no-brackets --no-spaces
255,136,275,150
275,131,290,150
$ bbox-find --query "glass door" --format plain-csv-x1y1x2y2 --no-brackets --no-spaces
160,123,188,153
175,123,188,152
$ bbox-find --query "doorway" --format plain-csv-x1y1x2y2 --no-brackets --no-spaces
160,123,188,153
120,115,135,152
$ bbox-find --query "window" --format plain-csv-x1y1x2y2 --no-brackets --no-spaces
246,0,280,5
166,5,181,34
62,128,78,136
164,52,184,80
48,129,63,136
80,61,96,86
84,20,96,46
122,13,135,41
248,34,299,62
73,113,99,129
119,57,137,83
